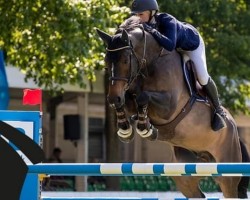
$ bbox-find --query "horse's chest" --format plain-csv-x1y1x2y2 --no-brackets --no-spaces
154,124,176,140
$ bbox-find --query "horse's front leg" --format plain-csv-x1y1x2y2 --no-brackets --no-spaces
115,107,135,143
135,92,158,141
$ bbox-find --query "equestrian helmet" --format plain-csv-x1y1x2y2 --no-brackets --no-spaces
131,0,159,14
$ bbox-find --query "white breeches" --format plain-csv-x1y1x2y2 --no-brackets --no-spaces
184,34,210,86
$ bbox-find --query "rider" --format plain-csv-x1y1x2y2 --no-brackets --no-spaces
131,0,226,132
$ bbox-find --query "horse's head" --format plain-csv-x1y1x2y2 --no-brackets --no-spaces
97,17,149,109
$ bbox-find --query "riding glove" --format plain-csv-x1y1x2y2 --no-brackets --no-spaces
142,23,155,33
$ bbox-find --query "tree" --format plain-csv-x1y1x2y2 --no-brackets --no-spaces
159,0,250,114
0,2,131,190
0,0,129,92
0,0,249,114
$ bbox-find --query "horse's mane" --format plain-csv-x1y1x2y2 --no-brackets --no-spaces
116,16,142,34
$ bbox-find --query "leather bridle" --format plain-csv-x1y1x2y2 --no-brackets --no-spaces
106,28,147,91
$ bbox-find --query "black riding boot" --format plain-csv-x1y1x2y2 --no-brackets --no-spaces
203,77,226,131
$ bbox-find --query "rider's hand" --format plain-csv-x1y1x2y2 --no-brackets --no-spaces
142,23,155,33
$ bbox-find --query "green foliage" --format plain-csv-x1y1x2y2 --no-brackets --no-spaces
159,0,250,114
0,0,249,113
0,0,129,92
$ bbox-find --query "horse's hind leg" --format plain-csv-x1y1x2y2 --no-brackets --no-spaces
172,176,205,198
213,136,247,198
238,139,250,198
172,147,205,198
215,177,240,198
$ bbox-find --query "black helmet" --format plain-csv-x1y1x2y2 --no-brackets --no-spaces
131,0,159,14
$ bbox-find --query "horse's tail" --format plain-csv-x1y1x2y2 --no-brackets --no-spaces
238,139,250,198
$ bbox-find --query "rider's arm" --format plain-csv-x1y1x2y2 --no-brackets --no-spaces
144,14,178,51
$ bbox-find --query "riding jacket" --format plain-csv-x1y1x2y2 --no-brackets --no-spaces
147,13,200,51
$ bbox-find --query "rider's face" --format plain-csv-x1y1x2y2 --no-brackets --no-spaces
136,11,151,23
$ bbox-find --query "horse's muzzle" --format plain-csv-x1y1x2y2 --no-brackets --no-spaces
107,95,124,109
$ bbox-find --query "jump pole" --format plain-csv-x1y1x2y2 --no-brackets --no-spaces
28,163,250,176
30,162,250,199
42,198,159,200
1,110,248,199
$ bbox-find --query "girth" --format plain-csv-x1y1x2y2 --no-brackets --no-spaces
154,95,197,140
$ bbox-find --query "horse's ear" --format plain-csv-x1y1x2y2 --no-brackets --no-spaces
96,28,112,46
121,30,130,45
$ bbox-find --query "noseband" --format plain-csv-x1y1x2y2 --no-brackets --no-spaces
106,29,147,90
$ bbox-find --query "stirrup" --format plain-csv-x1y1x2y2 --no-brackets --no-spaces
216,107,227,118
211,112,227,131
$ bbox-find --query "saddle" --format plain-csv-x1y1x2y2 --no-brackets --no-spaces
160,48,208,103
182,54,208,103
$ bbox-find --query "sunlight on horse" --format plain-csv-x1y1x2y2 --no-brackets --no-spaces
97,16,250,198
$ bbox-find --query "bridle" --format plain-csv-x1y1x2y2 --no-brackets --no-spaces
106,28,147,91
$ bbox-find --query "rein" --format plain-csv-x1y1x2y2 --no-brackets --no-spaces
106,28,147,90
106,46,131,51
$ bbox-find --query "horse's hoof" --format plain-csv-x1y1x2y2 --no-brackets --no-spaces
238,188,248,198
118,131,134,143
117,125,134,143
147,126,158,141
136,125,158,141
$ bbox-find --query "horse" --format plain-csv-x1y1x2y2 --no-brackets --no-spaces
96,16,250,198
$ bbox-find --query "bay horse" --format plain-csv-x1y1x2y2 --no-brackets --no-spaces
96,16,249,198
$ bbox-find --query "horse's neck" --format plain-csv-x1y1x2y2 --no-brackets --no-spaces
132,31,191,121
132,30,162,64
145,35,163,64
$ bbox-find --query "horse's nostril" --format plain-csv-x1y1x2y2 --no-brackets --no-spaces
107,96,122,107
116,97,121,104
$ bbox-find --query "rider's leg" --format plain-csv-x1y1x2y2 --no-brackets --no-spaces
202,77,226,131
185,34,226,131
